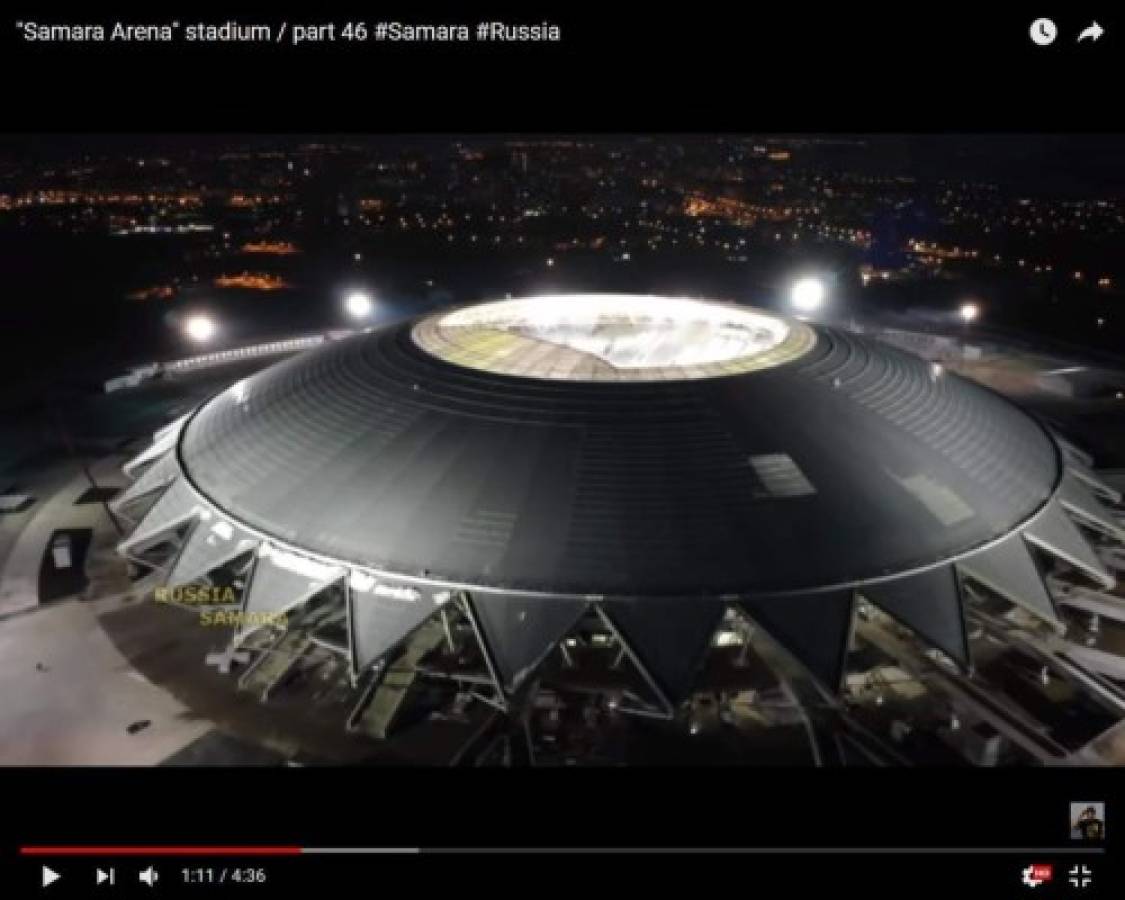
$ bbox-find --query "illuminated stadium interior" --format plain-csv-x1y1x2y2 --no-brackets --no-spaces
413,294,816,380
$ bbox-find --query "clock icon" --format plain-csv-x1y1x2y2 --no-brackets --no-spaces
1029,17,1057,46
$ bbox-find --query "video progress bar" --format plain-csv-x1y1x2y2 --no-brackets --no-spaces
313,847,1107,855
20,846,1107,856
21,847,301,857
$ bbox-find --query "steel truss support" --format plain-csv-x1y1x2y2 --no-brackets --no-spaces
593,604,676,719
119,514,198,574
440,606,457,653
460,592,509,713
346,659,389,732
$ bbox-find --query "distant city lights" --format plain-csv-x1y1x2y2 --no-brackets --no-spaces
345,290,374,319
959,302,980,324
790,276,826,313
184,314,217,343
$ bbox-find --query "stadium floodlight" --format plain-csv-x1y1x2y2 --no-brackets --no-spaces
959,301,980,323
184,314,216,343
790,276,826,313
345,290,374,319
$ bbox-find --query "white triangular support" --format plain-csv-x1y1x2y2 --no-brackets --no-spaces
153,412,191,447
349,572,450,676
1068,464,1124,506
123,432,177,479
116,478,202,560
958,534,1062,627
1023,500,1114,590
235,543,345,643
111,452,180,516
166,519,258,586
1053,432,1094,469
1059,473,1125,540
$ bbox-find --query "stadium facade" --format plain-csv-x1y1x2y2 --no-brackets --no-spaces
112,295,1125,721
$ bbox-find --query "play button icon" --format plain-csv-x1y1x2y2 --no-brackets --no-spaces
42,866,61,888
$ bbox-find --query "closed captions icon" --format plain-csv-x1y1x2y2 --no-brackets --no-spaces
1030,18,1057,46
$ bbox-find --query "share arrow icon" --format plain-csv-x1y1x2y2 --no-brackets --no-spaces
1077,21,1104,42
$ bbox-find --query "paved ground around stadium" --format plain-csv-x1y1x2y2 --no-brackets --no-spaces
0,595,212,765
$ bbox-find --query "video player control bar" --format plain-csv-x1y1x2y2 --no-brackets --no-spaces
21,845,1107,856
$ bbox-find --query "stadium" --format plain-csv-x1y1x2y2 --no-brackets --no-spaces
111,294,1125,763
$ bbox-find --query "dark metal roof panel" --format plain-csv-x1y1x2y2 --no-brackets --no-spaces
602,597,726,702
471,593,588,691
859,566,970,668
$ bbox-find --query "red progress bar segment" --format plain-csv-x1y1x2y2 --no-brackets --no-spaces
21,846,302,856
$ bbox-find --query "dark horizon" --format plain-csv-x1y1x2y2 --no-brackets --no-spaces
2,134,1124,196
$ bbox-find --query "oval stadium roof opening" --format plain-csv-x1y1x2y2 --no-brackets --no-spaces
412,294,816,380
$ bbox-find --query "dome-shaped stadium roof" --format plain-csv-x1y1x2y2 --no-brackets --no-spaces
175,296,1059,595
116,295,1123,700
